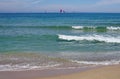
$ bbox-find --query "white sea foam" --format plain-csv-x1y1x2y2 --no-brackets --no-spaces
71,60,120,65
58,34,120,43
0,64,60,71
72,26,84,29
107,26,120,30
72,26,120,30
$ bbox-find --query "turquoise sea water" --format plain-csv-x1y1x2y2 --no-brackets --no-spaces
0,13,120,71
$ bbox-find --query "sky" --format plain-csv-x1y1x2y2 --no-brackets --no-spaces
0,0,120,13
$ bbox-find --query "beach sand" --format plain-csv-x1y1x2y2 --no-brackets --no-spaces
0,65,120,79
39,65,120,79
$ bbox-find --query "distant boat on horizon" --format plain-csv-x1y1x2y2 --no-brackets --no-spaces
60,9,65,13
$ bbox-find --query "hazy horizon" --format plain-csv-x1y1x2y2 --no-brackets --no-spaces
0,0,120,13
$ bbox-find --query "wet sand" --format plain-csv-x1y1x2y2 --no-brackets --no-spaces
0,66,95,79
0,65,120,79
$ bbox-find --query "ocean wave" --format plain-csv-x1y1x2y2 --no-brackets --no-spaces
58,34,120,43
0,25,71,29
72,26,84,29
71,60,120,65
0,64,60,71
1,25,120,31
107,26,120,30
72,26,120,30
28,26,120,31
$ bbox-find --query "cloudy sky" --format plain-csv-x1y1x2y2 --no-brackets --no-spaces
0,0,120,13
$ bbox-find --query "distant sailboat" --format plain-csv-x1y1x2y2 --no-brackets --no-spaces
60,9,63,13
60,9,65,13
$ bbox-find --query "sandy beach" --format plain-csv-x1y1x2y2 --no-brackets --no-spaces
0,65,119,79
39,65,120,79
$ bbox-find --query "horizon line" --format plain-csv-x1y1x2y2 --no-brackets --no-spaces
0,12,120,14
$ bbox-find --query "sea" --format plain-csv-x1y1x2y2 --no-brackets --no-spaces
0,13,120,71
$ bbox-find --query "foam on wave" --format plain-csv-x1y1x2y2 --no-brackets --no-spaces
107,26,120,30
0,64,60,71
72,26,120,30
58,34,120,43
1,25,120,31
71,60,120,65
72,26,84,29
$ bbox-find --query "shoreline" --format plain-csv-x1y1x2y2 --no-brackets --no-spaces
0,65,119,79
0,65,100,79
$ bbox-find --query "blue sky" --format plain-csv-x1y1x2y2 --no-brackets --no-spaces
0,0,120,13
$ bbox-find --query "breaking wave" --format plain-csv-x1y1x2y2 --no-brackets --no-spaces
0,25,120,31
71,60,120,65
58,34,120,43
0,64,60,71
107,26,120,30
72,26,120,31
